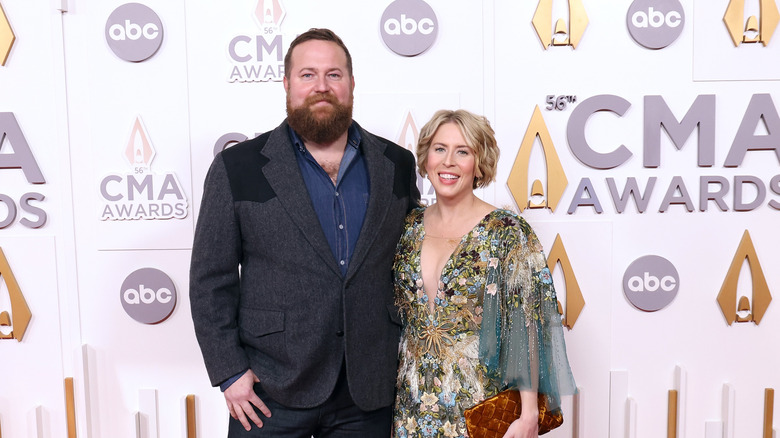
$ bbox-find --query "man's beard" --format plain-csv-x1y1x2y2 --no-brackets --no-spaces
286,92,353,144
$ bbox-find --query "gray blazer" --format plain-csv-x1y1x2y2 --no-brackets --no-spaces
190,120,420,410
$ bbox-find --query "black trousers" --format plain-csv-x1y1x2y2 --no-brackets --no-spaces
227,365,393,438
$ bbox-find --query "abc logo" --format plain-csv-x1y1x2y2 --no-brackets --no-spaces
383,14,435,36
622,255,680,312
380,0,438,56
120,267,177,324
105,3,164,62
626,0,684,49
108,20,160,41
631,8,681,29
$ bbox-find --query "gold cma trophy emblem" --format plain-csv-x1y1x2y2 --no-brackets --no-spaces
547,235,585,329
723,0,780,46
0,2,15,65
532,0,589,49
508,105,568,213
507,109,584,327
0,247,32,342
717,230,772,325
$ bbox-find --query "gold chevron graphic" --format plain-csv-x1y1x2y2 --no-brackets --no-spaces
0,247,32,342
508,106,568,212
397,111,419,152
717,230,772,325
0,3,15,66
532,0,589,49
547,234,585,329
724,0,780,46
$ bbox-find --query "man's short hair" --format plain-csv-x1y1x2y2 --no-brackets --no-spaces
284,28,353,78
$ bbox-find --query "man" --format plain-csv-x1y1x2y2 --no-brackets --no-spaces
190,28,420,437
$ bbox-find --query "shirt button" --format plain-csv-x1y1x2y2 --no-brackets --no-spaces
336,330,344,337
340,260,345,266
339,224,344,230
335,192,340,197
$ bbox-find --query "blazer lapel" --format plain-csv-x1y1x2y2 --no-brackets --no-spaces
346,130,394,280
261,123,342,276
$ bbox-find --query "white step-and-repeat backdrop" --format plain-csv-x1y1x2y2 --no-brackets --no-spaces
1,0,778,437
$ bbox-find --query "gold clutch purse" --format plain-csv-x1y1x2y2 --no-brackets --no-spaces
463,389,563,438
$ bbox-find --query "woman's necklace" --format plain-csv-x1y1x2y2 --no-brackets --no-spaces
424,197,479,247
425,234,462,247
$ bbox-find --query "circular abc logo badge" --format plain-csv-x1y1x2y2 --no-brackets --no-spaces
120,268,177,324
627,0,684,49
623,255,679,312
105,3,164,62
380,0,438,56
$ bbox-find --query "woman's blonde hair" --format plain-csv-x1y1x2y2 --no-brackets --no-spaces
416,109,499,189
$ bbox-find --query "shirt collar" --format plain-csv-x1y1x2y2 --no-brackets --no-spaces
288,122,362,153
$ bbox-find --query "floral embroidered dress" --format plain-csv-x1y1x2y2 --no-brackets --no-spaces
392,207,576,438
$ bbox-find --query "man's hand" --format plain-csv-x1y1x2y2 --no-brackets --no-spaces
224,369,272,431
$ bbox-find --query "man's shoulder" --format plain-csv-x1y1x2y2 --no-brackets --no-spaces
357,126,414,164
221,127,278,160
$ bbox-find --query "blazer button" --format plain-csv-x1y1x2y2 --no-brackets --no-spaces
336,330,344,337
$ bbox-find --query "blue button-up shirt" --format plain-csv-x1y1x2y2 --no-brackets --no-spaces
289,123,369,277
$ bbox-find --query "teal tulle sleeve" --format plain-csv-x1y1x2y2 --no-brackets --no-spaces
478,215,577,411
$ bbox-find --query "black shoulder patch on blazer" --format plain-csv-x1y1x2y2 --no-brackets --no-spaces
221,131,275,203
380,137,416,199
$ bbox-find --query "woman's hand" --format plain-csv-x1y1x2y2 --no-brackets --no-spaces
502,390,539,438
503,414,538,438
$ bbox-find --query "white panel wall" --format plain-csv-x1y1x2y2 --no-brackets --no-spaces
0,0,777,437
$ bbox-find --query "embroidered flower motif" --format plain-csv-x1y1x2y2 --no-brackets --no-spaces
443,420,459,437
420,392,438,407
451,294,467,305
486,283,497,296
418,317,455,356
405,417,417,432
540,267,553,284
439,391,457,407
489,257,499,268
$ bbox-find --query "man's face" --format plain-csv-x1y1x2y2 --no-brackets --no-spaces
284,40,355,144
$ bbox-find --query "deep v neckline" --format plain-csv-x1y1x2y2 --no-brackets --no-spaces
418,209,498,313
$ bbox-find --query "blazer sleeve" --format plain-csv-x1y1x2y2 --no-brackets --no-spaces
189,153,250,387
406,150,422,211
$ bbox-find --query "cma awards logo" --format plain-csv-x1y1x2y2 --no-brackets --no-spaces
509,94,780,215
99,116,188,220
724,0,780,46
0,2,15,66
105,3,164,62
532,0,589,49
120,267,177,324
227,0,287,83
380,0,438,57
0,247,31,342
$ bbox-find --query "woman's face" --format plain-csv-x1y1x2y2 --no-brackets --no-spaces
424,122,476,203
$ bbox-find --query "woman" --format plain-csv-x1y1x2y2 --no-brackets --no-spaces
392,110,576,438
